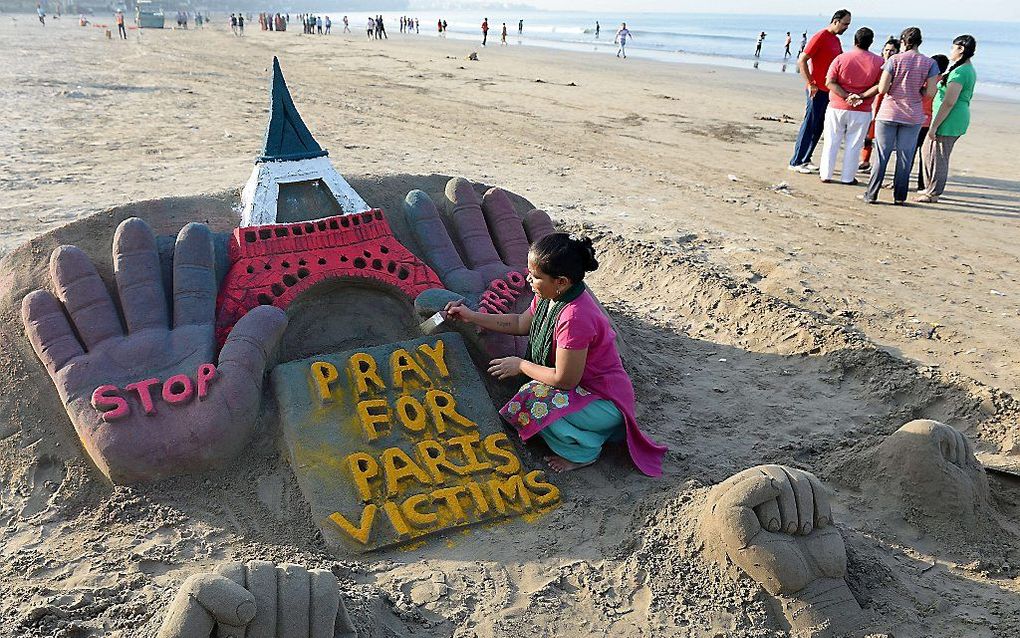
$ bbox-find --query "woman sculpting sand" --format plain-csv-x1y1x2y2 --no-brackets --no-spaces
445,233,667,476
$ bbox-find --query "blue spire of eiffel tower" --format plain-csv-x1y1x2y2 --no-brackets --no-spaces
259,57,329,162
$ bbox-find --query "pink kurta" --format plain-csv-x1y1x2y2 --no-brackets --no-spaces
499,290,667,476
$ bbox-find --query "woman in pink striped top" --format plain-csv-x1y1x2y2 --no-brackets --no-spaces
862,27,940,205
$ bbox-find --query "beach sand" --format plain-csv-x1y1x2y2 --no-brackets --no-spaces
2,16,1020,637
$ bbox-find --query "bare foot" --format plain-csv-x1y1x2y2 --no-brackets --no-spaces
544,455,595,473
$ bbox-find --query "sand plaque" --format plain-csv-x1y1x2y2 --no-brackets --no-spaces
272,333,560,553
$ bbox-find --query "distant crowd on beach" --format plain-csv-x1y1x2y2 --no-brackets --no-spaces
784,9,977,206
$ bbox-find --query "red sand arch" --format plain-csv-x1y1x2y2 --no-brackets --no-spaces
215,210,443,345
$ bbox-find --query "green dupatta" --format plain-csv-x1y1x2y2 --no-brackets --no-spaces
526,282,586,365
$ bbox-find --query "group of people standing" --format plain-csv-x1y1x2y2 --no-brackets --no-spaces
789,9,977,205
366,15,388,39
257,12,288,32
399,16,419,34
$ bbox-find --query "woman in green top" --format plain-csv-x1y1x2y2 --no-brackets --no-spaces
917,35,977,203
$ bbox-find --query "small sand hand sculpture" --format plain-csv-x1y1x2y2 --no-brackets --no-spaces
705,465,862,636
157,561,357,638
21,218,288,484
870,419,988,525
404,177,554,358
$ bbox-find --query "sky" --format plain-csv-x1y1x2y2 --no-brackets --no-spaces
521,1,1020,22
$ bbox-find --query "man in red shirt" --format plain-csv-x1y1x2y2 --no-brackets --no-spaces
789,9,852,173
482,18,489,46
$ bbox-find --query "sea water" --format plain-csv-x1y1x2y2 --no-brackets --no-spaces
354,10,1019,100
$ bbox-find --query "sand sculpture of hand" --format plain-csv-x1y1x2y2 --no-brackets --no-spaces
21,218,288,484
157,561,357,638
404,177,554,358
868,419,989,526
704,465,862,636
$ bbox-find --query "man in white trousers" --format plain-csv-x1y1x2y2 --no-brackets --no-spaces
820,27,884,184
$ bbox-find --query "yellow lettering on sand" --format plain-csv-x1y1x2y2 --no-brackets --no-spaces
329,505,376,544
382,500,412,537
349,352,385,396
447,433,492,473
483,433,522,475
346,452,379,502
415,439,468,483
424,390,475,433
381,447,433,496
487,474,532,515
395,395,427,432
390,349,431,388
418,340,449,378
524,470,561,506
310,361,338,403
401,493,439,528
356,399,390,440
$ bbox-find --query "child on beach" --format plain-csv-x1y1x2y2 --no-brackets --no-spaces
444,233,667,476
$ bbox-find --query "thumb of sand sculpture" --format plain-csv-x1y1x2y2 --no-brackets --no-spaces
21,218,288,484
704,465,862,637
157,561,357,638
405,177,554,358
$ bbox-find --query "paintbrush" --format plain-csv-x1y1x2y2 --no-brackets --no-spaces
418,311,447,335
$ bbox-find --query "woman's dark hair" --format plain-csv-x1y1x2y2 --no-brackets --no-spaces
931,54,950,74
854,27,874,50
900,27,922,50
529,233,599,284
941,35,976,86
884,37,901,54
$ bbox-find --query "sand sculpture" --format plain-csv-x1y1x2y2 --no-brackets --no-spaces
272,333,560,552
20,218,288,484
702,464,863,637
157,561,356,638
214,210,442,346
241,57,368,226
404,182,554,358
839,419,991,536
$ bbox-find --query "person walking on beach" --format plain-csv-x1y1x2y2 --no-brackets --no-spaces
615,23,632,58
343,15,350,33
519,19,523,35
325,16,331,34
237,12,244,36
862,27,940,205
819,27,883,185
798,31,807,56
377,15,387,38
595,21,600,39
917,35,977,203
788,9,851,174
37,3,46,25
367,16,374,39
755,31,766,57
316,15,322,34
501,22,508,46
115,9,126,39
482,18,489,46
785,32,792,57
230,13,237,36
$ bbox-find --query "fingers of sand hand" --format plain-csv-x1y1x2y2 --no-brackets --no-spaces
404,190,467,279
186,573,256,627
785,467,816,535
22,290,84,375
50,245,123,349
445,177,502,269
277,564,311,638
761,465,799,535
481,187,530,269
522,208,555,244
961,431,976,467
218,306,288,384
714,475,777,549
308,569,341,638
954,428,970,467
806,472,832,528
754,499,783,532
113,218,168,333
172,222,217,328
334,591,357,637
244,561,278,638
